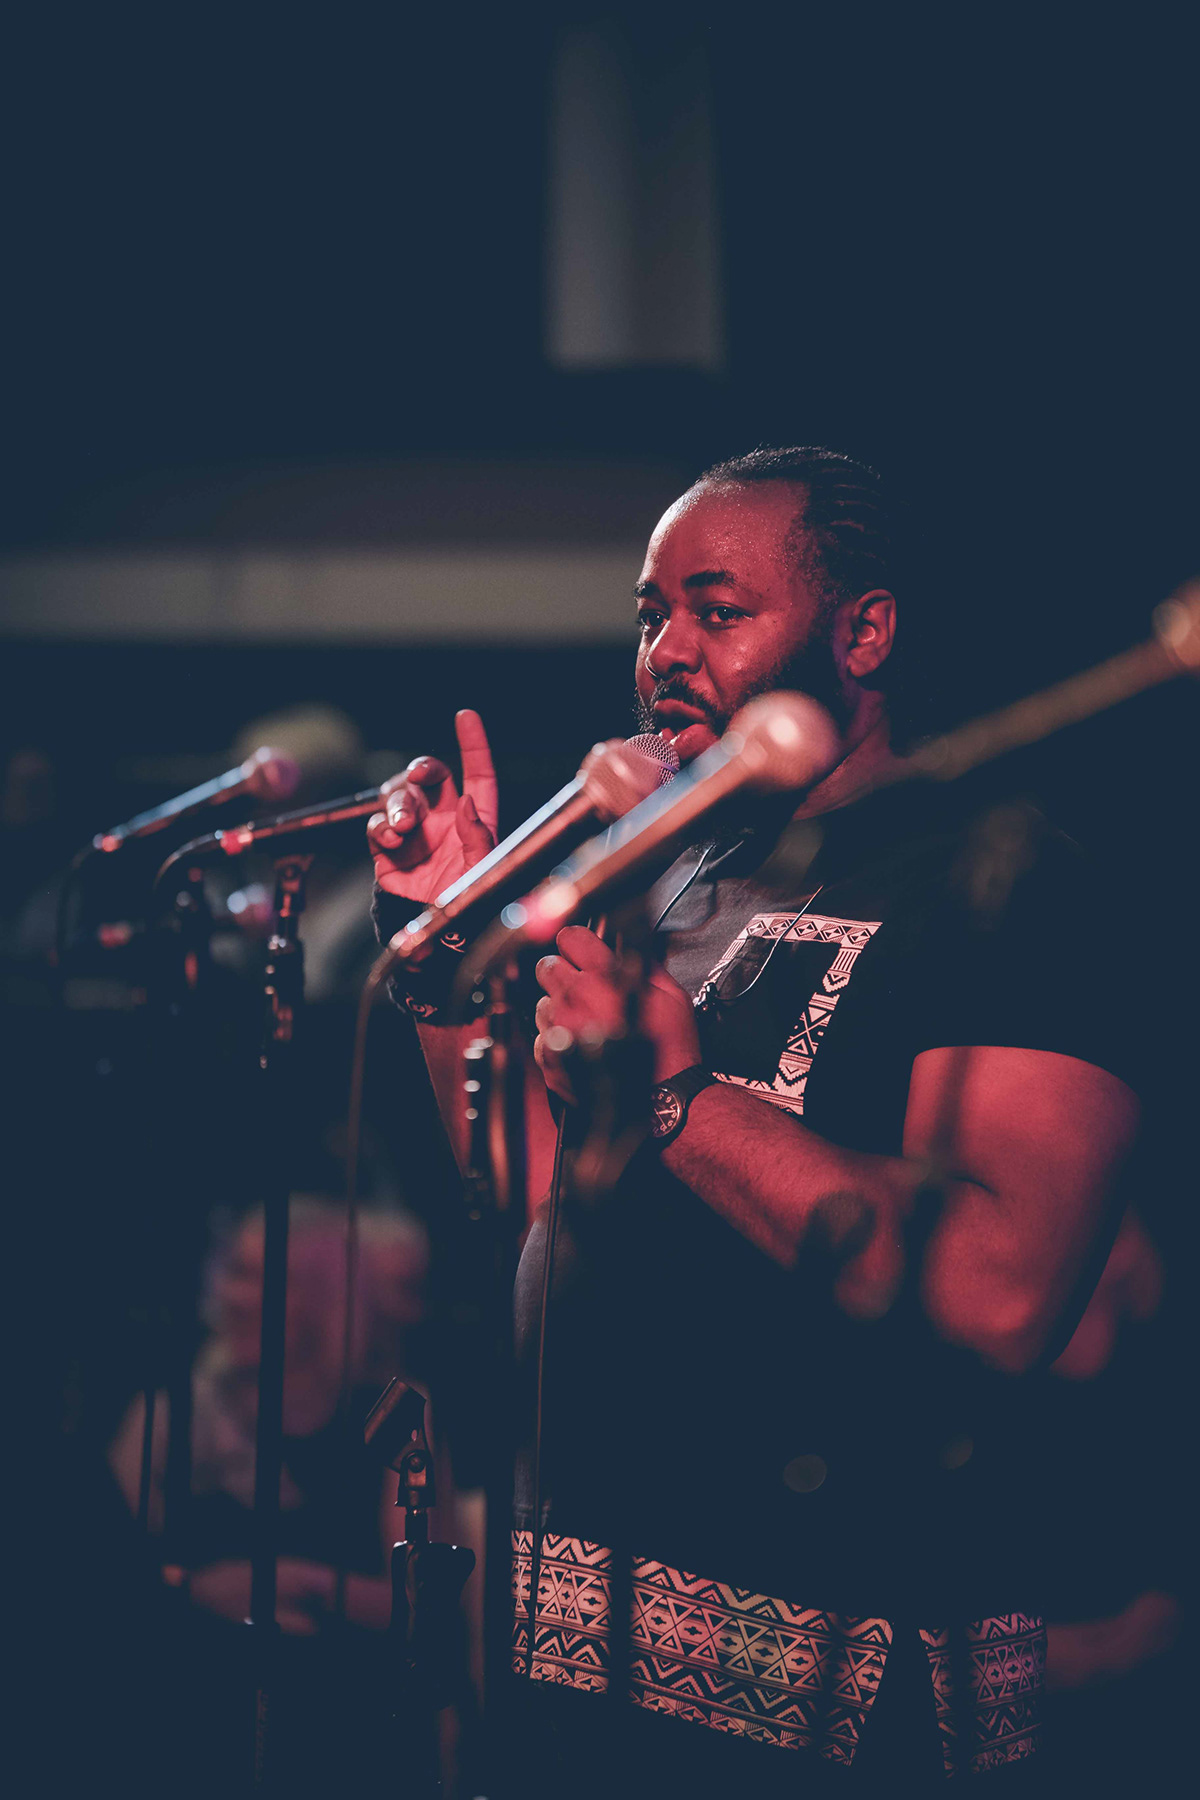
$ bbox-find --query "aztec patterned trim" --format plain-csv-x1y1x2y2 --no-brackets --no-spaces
919,1614,1046,1776
703,914,882,1116
512,1531,893,1767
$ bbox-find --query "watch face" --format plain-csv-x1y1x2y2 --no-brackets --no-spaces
651,1086,685,1140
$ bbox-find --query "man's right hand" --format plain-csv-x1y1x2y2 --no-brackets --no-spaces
367,709,499,906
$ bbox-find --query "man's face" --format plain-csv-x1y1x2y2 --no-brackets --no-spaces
634,481,846,763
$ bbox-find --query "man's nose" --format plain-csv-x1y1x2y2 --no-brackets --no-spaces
646,613,703,676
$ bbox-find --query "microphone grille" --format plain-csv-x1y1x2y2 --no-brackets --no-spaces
580,732,680,825
624,731,680,787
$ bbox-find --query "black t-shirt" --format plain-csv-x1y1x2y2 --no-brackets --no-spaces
507,782,1133,1791
496,781,1137,1792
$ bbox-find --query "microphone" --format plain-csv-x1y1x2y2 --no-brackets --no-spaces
154,732,677,902
151,785,390,894
168,786,387,862
93,746,302,853
378,732,679,973
460,692,840,984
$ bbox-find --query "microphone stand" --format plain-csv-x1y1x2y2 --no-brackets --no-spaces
249,851,314,1793
125,859,216,1541
519,913,654,1742
459,966,527,1786
155,861,216,1578
364,1379,476,1800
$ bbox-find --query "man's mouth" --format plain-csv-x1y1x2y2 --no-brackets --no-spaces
650,699,722,763
652,697,713,732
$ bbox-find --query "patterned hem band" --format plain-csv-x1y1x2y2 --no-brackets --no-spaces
512,1531,1044,1776
920,1617,1046,1776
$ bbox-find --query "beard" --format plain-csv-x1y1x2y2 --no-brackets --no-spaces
634,619,851,741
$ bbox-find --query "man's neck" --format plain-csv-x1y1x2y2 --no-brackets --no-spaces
792,710,902,821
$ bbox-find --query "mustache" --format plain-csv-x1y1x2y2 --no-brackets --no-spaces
648,679,723,726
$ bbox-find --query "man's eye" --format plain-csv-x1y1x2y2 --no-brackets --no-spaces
705,606,745,625
637,611,665,633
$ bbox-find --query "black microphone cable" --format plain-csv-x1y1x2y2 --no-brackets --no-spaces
520,865,718,1686
332,951,392,1623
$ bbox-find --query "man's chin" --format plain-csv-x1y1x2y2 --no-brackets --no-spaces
658,720,720,764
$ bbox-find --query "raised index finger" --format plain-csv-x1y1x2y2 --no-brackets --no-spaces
455,710,499,835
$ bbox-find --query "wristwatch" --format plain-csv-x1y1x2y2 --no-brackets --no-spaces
649,1065,718,1147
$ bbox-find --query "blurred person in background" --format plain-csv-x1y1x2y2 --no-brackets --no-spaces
217,702,384,1003
231,703,368,807
107,1197,482,1794
110,1197,430,1630
9,699,382,998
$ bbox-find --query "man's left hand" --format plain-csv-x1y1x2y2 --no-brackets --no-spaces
533,925,701,1105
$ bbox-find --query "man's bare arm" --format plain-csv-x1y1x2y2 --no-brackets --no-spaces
366,712,587,1207
367,710,509,1172
904,1045,1139,1370
536,926,1140,1373
660,1048,1138,1372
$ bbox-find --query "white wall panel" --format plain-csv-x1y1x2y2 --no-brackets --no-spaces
0,546,646,642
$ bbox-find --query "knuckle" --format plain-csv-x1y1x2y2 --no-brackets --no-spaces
406,755,445,784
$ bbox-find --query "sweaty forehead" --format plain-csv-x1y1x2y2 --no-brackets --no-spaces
641,481,807,591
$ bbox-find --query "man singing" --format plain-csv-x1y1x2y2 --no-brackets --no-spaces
368,448,1138,1794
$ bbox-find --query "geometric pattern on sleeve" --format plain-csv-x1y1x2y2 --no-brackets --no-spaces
918,1613,1046,1776
512,1530,893,1767
703,914,883,1116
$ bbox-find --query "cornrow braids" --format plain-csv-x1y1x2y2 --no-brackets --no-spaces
696,445,932,748
697,445,893,611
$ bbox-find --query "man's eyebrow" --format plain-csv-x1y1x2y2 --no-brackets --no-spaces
683,569,736,590
633,570,738,601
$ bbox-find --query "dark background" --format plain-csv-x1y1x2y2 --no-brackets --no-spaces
3,7,1196,817
2,7,1195,1795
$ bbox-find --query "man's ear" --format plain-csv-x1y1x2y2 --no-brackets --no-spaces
844,590,896,678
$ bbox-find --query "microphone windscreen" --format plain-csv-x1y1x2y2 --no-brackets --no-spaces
727,693,841,793
246,746,304,803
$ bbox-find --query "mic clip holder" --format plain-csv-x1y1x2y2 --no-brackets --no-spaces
365,1377,441,1521
262,853,313,1053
